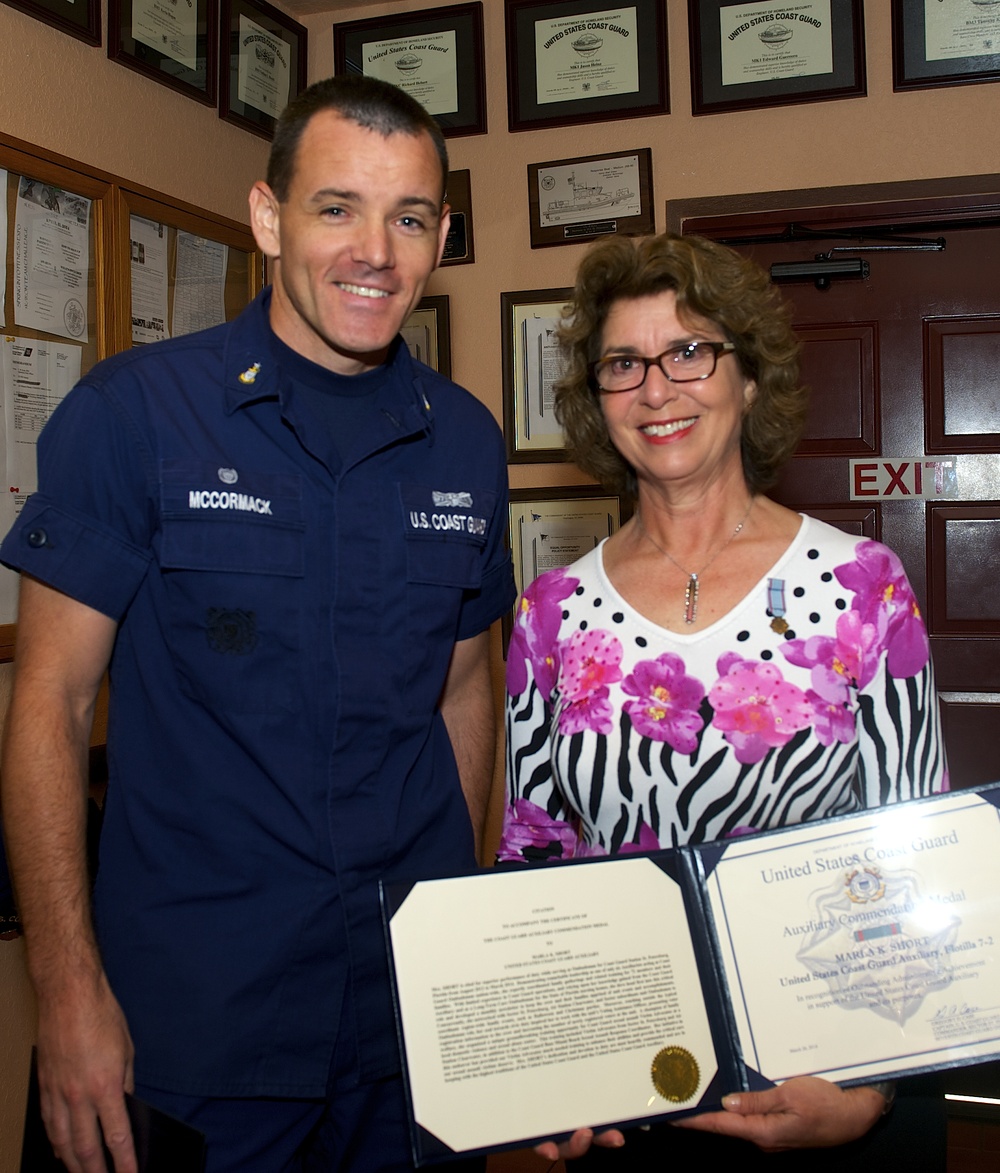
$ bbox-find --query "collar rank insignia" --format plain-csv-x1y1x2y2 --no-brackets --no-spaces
239,361,262,384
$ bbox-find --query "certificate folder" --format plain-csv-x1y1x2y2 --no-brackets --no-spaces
21,1050,207,1172
382,783,1000,1165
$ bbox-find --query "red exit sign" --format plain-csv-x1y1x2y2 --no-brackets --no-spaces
849,459,958,500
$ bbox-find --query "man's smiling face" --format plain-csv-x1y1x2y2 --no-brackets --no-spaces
249,109,450,375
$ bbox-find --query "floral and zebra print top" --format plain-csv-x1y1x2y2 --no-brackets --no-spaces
501,516,947,862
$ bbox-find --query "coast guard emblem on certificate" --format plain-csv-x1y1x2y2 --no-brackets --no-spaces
846,867,886,904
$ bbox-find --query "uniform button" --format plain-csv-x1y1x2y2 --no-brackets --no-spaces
27,529,48,548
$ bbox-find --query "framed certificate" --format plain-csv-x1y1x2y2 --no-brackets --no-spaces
528,148,654,249
689,0,866,116
384,783,1000,1162
333,3,487,138
220,0,307,139
505,0,668,132
401,295,451,379
501,288,572,463
109,0,218,105
892,0,1000,92
3,0,100,45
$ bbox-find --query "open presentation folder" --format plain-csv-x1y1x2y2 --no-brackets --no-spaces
382,783,1000,1164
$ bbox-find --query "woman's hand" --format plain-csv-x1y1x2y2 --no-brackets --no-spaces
672,1077,887,1150
533,1127,625,1163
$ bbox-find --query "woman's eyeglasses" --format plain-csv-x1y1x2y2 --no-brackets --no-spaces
590,341,736,393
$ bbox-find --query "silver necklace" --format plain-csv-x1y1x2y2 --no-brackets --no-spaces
636,497,755,625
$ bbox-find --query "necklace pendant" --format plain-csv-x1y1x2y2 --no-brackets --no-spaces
684,573,699,625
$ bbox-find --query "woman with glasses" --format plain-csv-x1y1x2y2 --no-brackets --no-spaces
501,233,947,1167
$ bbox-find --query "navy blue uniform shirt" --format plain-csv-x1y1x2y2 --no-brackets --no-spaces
1,290,515,1097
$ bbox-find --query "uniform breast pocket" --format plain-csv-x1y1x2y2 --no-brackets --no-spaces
159,516,305,715
405,538,482,591
394,482,494,707
402,537,485,704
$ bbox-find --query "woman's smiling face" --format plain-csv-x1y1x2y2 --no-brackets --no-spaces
598,290,756,496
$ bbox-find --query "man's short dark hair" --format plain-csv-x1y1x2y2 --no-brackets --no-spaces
267,74,449,203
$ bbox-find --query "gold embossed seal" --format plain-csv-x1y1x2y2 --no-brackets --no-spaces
650,1046,699,1103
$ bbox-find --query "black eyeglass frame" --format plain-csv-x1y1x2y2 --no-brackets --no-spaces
590,340,737,393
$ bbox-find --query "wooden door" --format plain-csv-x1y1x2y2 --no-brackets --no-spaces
680,192,1000,792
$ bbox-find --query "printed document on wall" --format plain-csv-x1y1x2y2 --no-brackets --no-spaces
130,216,169,344
14,178,91,342
238,14,291,118
172,232,227,337
132,0,197,70
0,336,81,622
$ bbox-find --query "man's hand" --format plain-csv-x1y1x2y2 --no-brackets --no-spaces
36,972,137,1173
673,1076,887,1150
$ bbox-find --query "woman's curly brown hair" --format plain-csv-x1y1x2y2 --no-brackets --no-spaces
555,233,806,497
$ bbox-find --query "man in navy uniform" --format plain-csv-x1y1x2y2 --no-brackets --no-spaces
1,75,513,1173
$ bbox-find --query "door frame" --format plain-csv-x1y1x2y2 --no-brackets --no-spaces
666,174,1000,239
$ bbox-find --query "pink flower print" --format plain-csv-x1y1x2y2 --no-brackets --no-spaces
559,629,623,700
621,653,705,753
506,568,578,698
709,657,813,764
573,838,609,858
559,690,616,737
716,650,745,678
618,821,663,854
496,798,579,862
834,542,928,680
804,689,857,747
557,628,623,737
783,609,886,695
831,609,889,691
884,592,930,679
836,542,910,625
572,820,662,857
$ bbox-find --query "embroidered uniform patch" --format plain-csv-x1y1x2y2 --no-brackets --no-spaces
206,608,258,655
400,483,490,541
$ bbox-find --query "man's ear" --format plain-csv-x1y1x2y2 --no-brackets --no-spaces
249,181,281,259
434,205,452,270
